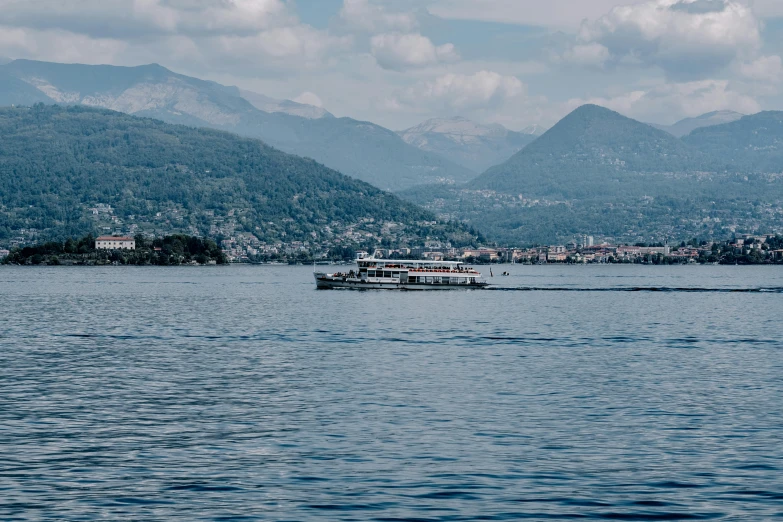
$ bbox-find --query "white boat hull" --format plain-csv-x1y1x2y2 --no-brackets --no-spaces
314,274,488,290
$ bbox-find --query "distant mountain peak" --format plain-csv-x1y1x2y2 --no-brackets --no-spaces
398,116,538,172
469,104,696,193
402,117,508,138
239,88,333,120
567,103,625,119
519,124,546,136
700,109,744,118
538,104,641,137
648,109,745,137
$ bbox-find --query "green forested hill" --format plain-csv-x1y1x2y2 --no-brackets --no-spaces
0,105,477,247
682,111,783,172
469,104,708,197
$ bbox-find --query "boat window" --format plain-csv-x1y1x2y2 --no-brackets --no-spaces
384,271,391,278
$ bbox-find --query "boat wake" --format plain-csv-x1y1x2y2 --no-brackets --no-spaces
488,286,783,293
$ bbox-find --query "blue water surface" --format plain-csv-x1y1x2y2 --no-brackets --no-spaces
1,265,781,520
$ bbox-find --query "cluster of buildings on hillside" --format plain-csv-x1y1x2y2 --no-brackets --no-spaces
372,234,783,264
372,245,679,263
220,235,311,262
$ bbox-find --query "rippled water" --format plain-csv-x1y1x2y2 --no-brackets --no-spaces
1,265,782,520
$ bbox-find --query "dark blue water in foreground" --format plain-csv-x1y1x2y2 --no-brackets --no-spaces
1,265,782,521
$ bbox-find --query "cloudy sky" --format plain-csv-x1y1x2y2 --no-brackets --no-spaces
1,0,782,130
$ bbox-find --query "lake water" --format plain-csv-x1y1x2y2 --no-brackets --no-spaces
1,265,782,520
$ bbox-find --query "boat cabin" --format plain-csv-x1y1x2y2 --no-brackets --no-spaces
356,258,480,285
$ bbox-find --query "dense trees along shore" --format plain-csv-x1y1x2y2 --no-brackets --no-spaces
2,235,227,265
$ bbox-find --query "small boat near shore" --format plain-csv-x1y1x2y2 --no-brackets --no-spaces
314,256,489,290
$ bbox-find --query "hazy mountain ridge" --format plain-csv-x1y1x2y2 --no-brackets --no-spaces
0,105,478,248
239,89,333,120
398,116,537,172
519,124,546,136
0,69,53,106
650,110,744,137
682,111,783,170
0,59,473,191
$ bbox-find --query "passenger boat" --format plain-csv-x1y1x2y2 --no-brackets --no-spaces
314,257,489,290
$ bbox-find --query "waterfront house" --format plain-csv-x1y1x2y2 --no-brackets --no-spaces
95,236,136,250
547,251,568,262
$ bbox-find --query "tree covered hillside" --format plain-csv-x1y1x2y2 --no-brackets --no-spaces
0,105,478,248
682,111,783,172
470,104,707,198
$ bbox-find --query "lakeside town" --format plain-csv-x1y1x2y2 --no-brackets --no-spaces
352,235,783,265
3,233,783,265
3,200,782,265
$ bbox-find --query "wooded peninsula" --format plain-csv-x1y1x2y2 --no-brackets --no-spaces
2,234,227,265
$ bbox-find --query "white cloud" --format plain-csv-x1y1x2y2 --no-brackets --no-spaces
731,55,783,97
371,33,458,70
393,70,525,111
737,55,783,83
561,42,610,67
573,0,762,79
426,0,783,29
385,70,549,130
750,0,783,17
0,0,778,131
338,0,418,33
566,79,762,123
427,0,628,30
213,25,351,63
0,0,294,38
0,0,349,73
0,26,127,64
293,91,323,107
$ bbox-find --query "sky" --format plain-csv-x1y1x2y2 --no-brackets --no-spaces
0,0,782,131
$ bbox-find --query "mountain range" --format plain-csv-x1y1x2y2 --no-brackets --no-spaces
238,89,334,120
402,105,783,244
0,105,478,248
0,59,474,191
0,59,752,195
650,110,745,138
398,117,541,172
0,58,779,246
